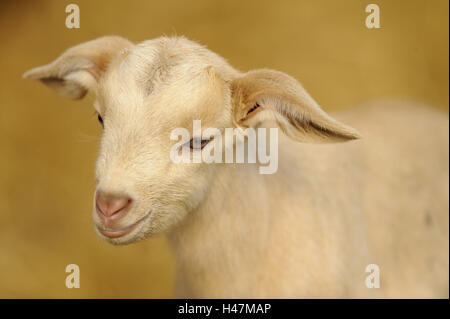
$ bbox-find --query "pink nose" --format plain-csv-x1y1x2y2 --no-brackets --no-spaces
95,191,132,218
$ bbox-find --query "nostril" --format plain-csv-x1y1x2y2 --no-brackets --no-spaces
95,192,133,218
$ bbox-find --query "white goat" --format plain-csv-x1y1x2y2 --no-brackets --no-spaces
24,36,449,298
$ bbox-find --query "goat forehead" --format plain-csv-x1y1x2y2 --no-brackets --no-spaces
118,45,173,92
98,37,233,129
101,69,218,117
100,43,213,104
113,38,219,92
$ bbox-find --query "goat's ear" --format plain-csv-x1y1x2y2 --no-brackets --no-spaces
231,69,361,143
23,36,133,100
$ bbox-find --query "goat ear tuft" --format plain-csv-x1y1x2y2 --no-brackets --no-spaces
23,36,133,100
231,69,362,143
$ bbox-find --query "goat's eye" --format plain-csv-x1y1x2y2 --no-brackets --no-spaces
97,114,104,127
189,138,210,150
247,102,260,116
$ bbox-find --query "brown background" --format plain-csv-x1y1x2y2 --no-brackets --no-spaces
0,0,448,298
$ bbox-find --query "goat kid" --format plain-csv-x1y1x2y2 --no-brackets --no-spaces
24,36,449,298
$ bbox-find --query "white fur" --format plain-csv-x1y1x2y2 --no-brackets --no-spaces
24,36,449,298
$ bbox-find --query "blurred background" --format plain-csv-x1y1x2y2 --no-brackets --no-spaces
0,0,448,298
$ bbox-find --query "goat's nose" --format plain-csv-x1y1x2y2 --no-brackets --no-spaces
95,191,132,218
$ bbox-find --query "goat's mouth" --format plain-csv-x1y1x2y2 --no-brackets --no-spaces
96,214,149,239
